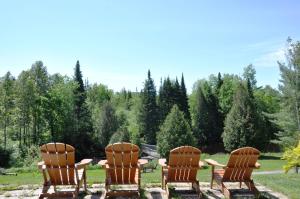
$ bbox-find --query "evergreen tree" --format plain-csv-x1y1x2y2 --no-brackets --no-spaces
223,83,262,151
243,64,257,88
173,78,181,106
273,38,300,148
179,74,191,123
158,77,174,122
72,61,93,159
74,60,86,120
157,105,196,158
216,72,223,92
193,81,223,147
138,70,159,144
193,86,210,146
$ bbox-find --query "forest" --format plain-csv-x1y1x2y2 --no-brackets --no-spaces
0,38,299,168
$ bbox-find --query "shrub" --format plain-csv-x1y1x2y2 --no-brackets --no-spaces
282,141,300,173
157,105,196,158
109,130,130,144
0,146,12,167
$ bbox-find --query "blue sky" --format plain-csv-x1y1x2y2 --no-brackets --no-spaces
0,1,299,93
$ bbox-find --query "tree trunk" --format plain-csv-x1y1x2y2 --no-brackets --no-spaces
19,127,22,149
4,118,7,149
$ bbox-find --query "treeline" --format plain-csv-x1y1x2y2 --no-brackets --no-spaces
1,38,300,167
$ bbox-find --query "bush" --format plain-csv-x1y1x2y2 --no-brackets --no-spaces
109,129,130,144
282,141,300,173
0,146,12,167
13,145,41,168
157,105,196,158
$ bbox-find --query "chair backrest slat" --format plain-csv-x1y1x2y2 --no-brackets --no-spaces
40,143,75,185
168,146,201,182
105,142,139,184
223,147,260,182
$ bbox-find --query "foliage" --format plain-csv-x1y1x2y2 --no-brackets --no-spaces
223,83,263,151
282,141,300,173
138,70,159,144
254,86,281,114
179,74,191,123
192,80,223,147
243,64,257,88
217,74,241,115
0,72,15,149
158,75,191,125
96,101,119,147
157,105,196,158
72,61,93,159
109,130,130,144
274,38,300,148
0,146,12,167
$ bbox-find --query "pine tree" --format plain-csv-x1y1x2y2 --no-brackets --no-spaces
243,64,257,89
223,83,261,151
273,38,300,148
179,74,191,123
157,105,196,158
173,78,181,105
158,77,174,122
74,60,86,120
138,70,159,144
193,87,210,146
72,61,93,159
216,72,223,90
192,81,223,148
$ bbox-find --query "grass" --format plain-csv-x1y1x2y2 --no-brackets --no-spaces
254,174,300,199
1,152,297,197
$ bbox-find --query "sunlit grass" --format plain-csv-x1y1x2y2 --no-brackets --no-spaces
0,152,285,186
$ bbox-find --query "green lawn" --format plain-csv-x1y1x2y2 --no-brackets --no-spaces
1,152,298,198
254,174,300,199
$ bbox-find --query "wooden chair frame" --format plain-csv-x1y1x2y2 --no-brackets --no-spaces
205,147,261,198
158,146,203,198
37,143,92,199
98,142,147,198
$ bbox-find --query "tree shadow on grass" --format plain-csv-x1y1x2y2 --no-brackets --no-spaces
259,155,281,160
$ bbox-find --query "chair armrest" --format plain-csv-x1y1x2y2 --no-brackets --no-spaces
98,160,108,168
76,159,92,170
37,161,46,170
199,160,205,168
205,159,226,168
158,158,167,167
138,159,148,166
255,162,261,169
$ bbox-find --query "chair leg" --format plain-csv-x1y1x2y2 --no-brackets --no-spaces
83,169,87,192
165,183,170,199
239,181,242,188
245,180,259,197
161,167,164,189
192,181,202,198
221,182,231,199
210,166,215,189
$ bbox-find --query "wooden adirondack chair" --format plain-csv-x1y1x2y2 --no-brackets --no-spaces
98,142,148,198
205,147,261,198
158,146,203,198
38,143,92,199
